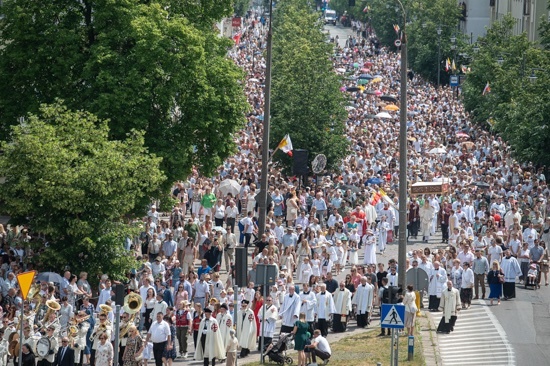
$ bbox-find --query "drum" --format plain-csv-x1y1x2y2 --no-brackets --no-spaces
35,336,51,358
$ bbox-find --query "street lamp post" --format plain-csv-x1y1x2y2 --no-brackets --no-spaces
437,26,442,87
258,0,274,237
394,0,408,293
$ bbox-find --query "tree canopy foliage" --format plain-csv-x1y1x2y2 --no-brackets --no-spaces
462,15,550,168
0,102,165,278
271,0,349,174
0,0,249,186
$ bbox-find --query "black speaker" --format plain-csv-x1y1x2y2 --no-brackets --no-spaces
112,284,126,306
235,247,248,287
293,149,309,175
256,264,278,286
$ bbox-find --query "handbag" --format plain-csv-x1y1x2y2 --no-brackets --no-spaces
498,271,505,284
134,338,144,361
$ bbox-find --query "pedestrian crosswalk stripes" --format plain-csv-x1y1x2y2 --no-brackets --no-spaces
431,300,515,365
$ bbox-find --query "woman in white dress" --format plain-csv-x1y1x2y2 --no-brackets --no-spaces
246,186,257,216
280,246,296,274
362,229,377,265
335,241,345,275
296,239,311,274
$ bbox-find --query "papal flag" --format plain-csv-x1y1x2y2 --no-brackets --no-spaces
277,134,293,157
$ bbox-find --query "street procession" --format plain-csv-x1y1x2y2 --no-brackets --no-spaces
1,0,550,365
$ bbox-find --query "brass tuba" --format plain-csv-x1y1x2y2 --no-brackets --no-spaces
99,304,112,316
120,293,142,338
44,299,61,322
27,284,43,303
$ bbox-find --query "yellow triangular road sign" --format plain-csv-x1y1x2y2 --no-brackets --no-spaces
17,270,37,300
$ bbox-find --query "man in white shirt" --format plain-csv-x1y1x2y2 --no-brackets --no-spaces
305,329,332,365
145,312,172,366
153,292,168,316
224,200,239,232
241,211,255,248
487,240,503,264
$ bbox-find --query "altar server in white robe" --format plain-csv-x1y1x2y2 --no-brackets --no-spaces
353,276,374,328
332,282,352,333
278,286,301,334
314,284,335,337
299,283,317,333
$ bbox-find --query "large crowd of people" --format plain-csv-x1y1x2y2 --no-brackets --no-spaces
0,7,550,366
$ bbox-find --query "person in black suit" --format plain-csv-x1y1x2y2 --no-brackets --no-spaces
54,337,75,366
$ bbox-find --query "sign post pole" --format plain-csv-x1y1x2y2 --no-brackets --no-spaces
16,270,37,366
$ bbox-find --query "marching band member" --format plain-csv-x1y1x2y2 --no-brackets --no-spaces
73,312,90,366
90,312,112,366
118,313,129,366
36,325,59,366
0,328,7,366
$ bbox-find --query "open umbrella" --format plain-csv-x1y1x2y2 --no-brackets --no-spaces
365,90,376,95
456,132,469,139
360,68,370,73
384,105,399,111
336,68,346,73
428,147,447,154
357,79,369,85
212,226,227,234
371,77,382,83
366,177,383,185
342,185,361,193
374,90,383,96
376,112,393,119
345,106,356,111
249,78,260,83
36,272,63,284
462,141,475,149
346,86,361,92
359,74,373,80
470,181,490,189
380,95,398,103
218,179,241,197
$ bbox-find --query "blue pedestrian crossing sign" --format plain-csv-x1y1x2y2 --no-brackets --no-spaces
381,304,405,329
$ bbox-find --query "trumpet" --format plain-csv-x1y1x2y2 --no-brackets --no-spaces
99,304,112,315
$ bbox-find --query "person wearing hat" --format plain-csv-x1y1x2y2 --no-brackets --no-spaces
216,303,233,351
235,300,256,358
37,324,59,366
194,307,224,366
281,227,298,248
175,301,192,358
152,292,168,317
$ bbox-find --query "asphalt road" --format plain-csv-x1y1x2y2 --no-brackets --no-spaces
490,281,550,365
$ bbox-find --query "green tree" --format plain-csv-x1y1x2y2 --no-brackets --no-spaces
462,15,550,167
271,0,349,174
0,102,165,279
0,0,248,186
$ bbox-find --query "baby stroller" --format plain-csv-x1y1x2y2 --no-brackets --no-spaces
264,333,294,365
525,262,541,290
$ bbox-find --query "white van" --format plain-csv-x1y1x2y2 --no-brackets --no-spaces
324,10,337,25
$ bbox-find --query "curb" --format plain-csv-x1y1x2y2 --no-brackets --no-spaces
417,310,441,366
